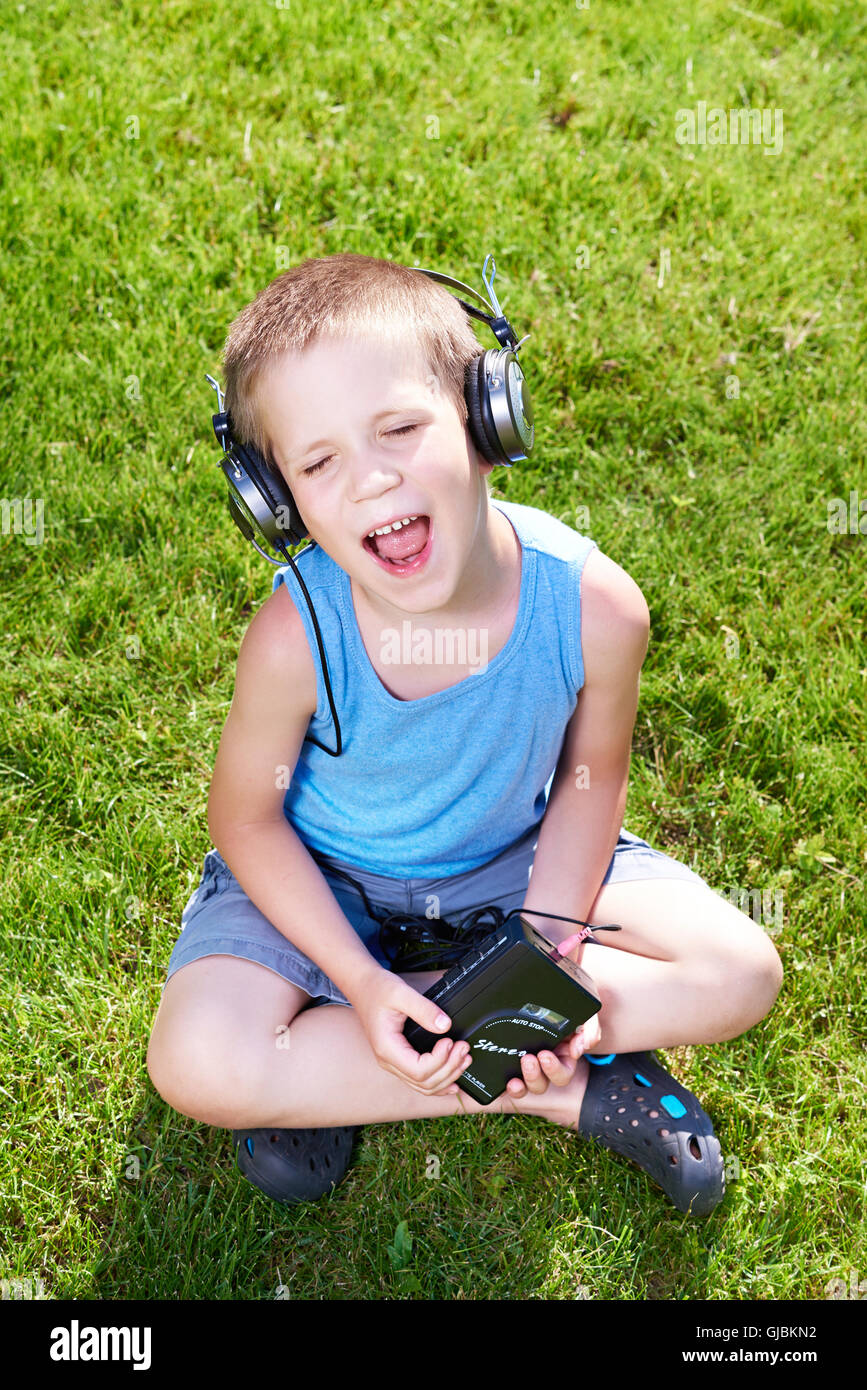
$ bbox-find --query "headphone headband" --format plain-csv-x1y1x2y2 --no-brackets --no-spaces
413,256,529,354
206,252,534,564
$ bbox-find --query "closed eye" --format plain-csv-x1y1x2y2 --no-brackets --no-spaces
303,424,419,476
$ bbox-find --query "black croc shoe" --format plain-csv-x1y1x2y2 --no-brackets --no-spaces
232,1126,359,1206
578,1052,725,1217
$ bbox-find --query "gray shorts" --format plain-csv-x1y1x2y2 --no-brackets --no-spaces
163,825,710,1006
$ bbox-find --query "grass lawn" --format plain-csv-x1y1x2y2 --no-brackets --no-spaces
1,0,864,1301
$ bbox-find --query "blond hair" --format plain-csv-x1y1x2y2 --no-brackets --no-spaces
221,252,485,473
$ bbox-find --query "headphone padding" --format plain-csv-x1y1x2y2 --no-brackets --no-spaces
233,437,309,544
464,355,501,465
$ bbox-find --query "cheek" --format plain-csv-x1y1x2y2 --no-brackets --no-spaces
424,430,470,478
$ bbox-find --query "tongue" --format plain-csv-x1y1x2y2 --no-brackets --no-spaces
373,516,429,562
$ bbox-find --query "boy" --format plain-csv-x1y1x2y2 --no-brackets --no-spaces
146,253,783,1218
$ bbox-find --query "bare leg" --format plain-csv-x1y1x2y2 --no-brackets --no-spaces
212,991,591,1130
147,956,588,1132
147,880,781,1132
529,877,784,1056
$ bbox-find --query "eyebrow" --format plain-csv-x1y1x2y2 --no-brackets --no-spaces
284,405,428,467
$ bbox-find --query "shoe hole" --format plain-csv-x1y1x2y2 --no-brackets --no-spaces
603,1115,610,1122
324,1155,331,1168
609,1093,618,1101
616,1127,624,1134
291,1136,299,1147
269,1134,279,1143
648,1110,659,1118
620,1084,629,1091
630,1119,639,1127
658,1128,670,1137
309,1158,316,1171
644,1139,652,1146
688,1135,702,1159
668,1155,678,1165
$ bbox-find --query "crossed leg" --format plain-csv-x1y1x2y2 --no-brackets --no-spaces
527,876,782,1053
146,954,529,1130
146,878,782,1131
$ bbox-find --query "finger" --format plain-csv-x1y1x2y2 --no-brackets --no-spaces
382,1047,456,1095
518,1052,552,1095
434,1073,467,1097
411,1034,457,1077
398,986,452,1039
564,1014,601,1057
410,1036,472,1092
585,1013,603,1049
379,1031,453,1087
427,1043,473,1091
539,1048,578,1087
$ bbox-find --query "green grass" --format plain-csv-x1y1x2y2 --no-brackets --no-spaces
1,0,865,1301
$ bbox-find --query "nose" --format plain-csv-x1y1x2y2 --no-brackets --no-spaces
345,446,404,502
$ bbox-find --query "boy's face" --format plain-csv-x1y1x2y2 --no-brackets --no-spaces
258,332,496,615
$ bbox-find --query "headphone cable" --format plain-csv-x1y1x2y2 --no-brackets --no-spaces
274,540,343,757
308,850,621,971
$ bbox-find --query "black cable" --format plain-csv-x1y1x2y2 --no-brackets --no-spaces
308,851,621,972
274,539,342,757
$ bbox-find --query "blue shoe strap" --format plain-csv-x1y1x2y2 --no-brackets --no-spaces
584,1056,692,1119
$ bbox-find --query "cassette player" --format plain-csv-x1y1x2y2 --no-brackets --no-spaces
403,910,610,1105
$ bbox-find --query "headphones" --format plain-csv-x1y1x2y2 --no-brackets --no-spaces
205,254,534,756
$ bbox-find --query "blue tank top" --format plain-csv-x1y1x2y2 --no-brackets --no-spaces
271,499,598,876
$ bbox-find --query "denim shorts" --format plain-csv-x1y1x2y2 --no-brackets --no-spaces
163,825,709,1006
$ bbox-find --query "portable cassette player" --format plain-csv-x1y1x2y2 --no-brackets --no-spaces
403,911,605,1105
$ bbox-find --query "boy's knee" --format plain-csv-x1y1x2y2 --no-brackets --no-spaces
752,940,782,1014
147,1022,269,1129
724,927,783,1025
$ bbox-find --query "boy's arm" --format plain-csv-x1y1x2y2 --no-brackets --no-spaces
206,582,383,1001
520,548,650,934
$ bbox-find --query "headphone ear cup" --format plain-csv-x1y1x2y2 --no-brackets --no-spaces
464,354,505,465
223,436,310,548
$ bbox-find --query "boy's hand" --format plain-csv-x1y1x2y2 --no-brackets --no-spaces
502,931,604,1100
346,967,470,1097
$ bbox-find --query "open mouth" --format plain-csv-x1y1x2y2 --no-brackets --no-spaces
362,515,433,575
